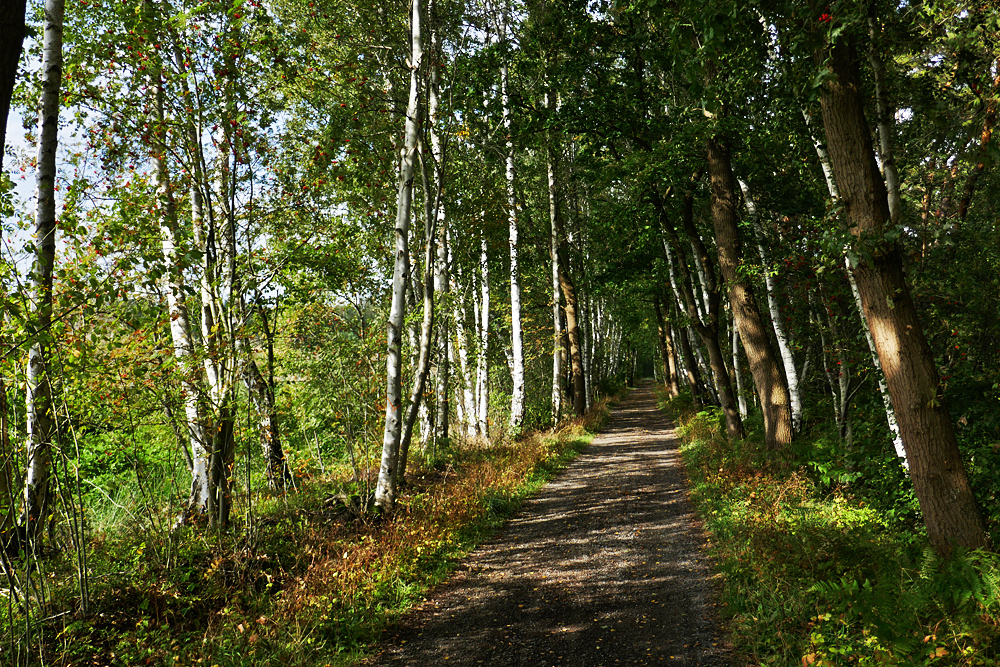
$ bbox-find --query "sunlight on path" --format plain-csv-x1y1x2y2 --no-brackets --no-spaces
367,382,730,667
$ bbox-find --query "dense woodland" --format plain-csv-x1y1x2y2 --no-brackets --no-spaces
1,0,999,664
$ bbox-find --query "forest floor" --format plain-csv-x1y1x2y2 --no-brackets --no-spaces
361,382,732,667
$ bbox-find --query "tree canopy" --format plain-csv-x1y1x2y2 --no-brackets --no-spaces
1,0,1000,662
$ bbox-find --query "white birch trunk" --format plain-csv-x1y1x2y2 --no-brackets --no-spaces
434,225,450,444
868,14,902,228
738,178,802,431
476,235,490,436
376,0,422,512
456,282,475,437
142,1,212,514
398,139,438,482
804,108,905,465
731,325,748,418
23,0,64,536
427,14,448,446
501,17,525,430
547,94,564,421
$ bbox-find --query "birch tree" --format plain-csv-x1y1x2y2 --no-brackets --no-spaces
22,0,65,540
738,177,802,431
375,0,423,512
499,6,525,431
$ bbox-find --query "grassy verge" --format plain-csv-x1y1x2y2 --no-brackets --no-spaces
659,391,1000,667
3,398,615,667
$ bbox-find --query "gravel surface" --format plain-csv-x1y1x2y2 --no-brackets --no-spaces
363,382,732,666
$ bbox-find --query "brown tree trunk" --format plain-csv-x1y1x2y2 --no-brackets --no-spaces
676,318,703,409
707,135,793,451
653,294,680,397
656,188,744,438
819,38,987,556
558,247,586,416
0,0,26,174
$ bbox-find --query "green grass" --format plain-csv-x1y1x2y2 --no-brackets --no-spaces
1,398,615,667
659,390,1000,667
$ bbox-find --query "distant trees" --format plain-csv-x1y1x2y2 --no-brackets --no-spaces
0,0,993,571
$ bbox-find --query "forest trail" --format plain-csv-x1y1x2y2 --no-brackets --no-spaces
364,382,731,666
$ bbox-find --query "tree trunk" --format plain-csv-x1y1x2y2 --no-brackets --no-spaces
434,224,450,445
0,0,26,175
730,314,748,418
398,140,438,483
0,378,14,543
653,294,680,397
453,269,476,436
375,0,422,513
677,322,703,409
804,106,905,460
476,236,490,436
557,246,586,416
547,108,564,422
738,178,802,431
707,135,793,451
502,34,525,431
657,189,742,436
242,307,290,490
867,11,901,228
580,288,593,411
819,37,987,555
22,0,64,541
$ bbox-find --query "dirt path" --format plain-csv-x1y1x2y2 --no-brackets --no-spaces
364,383,731,666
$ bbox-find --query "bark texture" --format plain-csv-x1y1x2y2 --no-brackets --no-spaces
23,0,65,540
547,114,564,422
819,38,987,555
0,0,26,174
376,0,422,512
503,46,525,430
398,141,438,483
707,136,793,451
653,294,680,397
656,189,743,438
738,178,802,431
558,246,586,416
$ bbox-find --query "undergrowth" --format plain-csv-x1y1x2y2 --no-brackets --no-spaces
659,390,1000,667
1,399,614,667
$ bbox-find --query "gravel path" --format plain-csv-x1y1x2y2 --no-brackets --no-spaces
364,382,731,666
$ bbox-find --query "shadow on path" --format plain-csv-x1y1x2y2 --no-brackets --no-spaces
365,382,731,666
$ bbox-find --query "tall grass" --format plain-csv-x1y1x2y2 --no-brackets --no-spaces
660,391,1000,666
1,397,614,666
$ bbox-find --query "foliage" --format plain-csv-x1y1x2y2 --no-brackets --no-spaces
661,390,1000,666
0,395,614,666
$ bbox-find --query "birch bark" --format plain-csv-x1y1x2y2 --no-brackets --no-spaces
737,178,802,431
476,236,490,436
501,15,525,430
547,96,564,422
803,107,905,461
22,0,64,538
398,140,437,482
375,0,422,512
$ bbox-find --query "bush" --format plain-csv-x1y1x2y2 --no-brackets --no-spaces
659,390,1000,666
